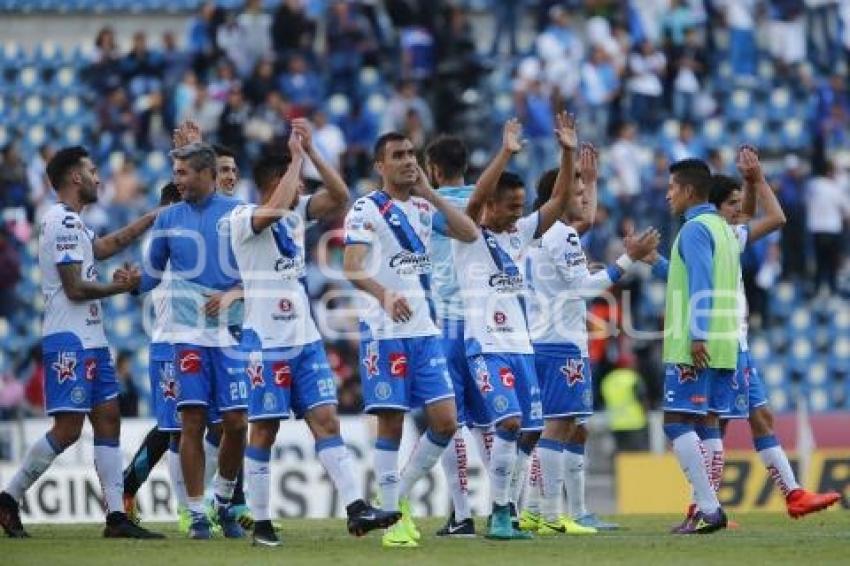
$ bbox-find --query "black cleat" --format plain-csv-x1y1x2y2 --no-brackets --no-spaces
103,512,165,539
252,520,281,547
346,499,402,537
436,512,476,538
0,492,29,538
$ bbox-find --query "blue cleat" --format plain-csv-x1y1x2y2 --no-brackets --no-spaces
188,512,212,540
217,505,246,538
575,513,620,531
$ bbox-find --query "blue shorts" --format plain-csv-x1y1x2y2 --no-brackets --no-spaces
149,359,181,432
245,341,337,422
467,353,543,431
723,350,770,419
174,344,248,414
44,348,118,415
534,344,593,419
360,335,454,413
442,321,489,427
663,363,734,416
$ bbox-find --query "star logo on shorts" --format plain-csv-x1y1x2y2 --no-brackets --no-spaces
560,358,584,386
247,360,265,388
53,352,77,384
363,343,379,377
677,364,698,384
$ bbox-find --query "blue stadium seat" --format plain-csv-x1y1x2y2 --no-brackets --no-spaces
357,66,383,98
807,386,830,412
726,89,753,123
739,118,765,146
700,118,728,148
782,118,809,150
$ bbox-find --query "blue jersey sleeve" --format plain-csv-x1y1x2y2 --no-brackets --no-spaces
140,213,169,293
677,221,715,341
651,256,670,279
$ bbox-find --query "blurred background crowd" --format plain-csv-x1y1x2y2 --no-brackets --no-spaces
1,1,849,438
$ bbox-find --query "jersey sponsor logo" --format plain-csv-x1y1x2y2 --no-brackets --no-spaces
488,271,525,293
160,362,178,400
178,350,202,374
509,236,521,250
389,251,432,275
52,352,77,384
55,242,78,251
388,353,407,378
56,234,79,243
85,265,98,279
247,355,265,389
272,298,297,321
363,342,379,378
690,395,707,404
473,356,493,393
677,364,698,384
84,358,96,381
61,215,82,230
85,302,101,327
560,358,585,386
274,256,305,278
499,367,515,388
486,310,515,334
272,361,292,388
493,311,507,326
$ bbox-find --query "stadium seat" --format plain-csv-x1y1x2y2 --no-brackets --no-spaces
767,87,791,123
807,361,829,387
700,117,727,148
782,118,809,150
357,66,382,96
325,93,350,121
18,65,42,91
739,118,765,146
0,124,7,148
726,89,753,123
365,93,387,117
768,386,790,412
749,335,770,363
789,337,814,370
807,387,829,412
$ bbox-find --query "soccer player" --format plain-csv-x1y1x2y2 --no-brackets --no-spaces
425,133,497,538
0,146,163,539
453,112,577,540
524,144,658,534
214,144,239,197
659,158,739,534
137,141,249,539
343,132,478,548
231,121,399,546
710,149,839,517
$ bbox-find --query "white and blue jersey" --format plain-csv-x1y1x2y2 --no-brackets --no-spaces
38,203,116,414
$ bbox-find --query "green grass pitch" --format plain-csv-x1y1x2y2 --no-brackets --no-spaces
2,513,848,566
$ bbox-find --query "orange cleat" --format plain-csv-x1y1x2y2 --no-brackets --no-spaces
786,489,841,519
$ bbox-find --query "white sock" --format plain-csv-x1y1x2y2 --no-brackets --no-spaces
375,438,400,512
440,430,472,521
563,443,587,518
167,443,188,507
245,446,271,521
93,438,124,515
510,445,532,507
4,433,63,501
537,439,563,522
489,430,518,506
525,448,542,514
399,430,451,499
471,427,492,466
213,472,237,509
203,434,220,491
671,431,719,514
316,436,361,507
187,496,205,516
703,437,725,493
755,435,800,496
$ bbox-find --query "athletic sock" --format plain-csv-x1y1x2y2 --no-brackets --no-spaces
537,438,564,522
440,430,472,521
375,437,400,512
167,437,188,507
245,446,271,521
563,442,587,518
665,424,719,514
122,426,169,497
94,437,124,515
316,436,361,507
399,429,452,498
755,435,800,496
489,428,518,506
4,432,64,501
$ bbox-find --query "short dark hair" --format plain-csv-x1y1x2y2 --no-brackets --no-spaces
533,168,559,211
490,171,525,201
709,174,740,208
252,152,293,192
373,132,409,162
159,181,181,206
171,142,217,176
46,145,89,189
425,135,468,180
212,143,236,160
669,158,712,200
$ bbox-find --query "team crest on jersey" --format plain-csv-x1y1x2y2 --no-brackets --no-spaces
473,356,493,393
70,386,86,404
247,353,264,388
179,350,202,374
509,236,521,249
389,353,407,378
493,311,507,326
677,364,698,384
363,342,379,378
560,358,585,386
262,392,277,412
84,358,97,381
374,382,392,401
735,394,748,412
493,395,509,414
53,352,77,383
499,367,515,388
160,363,178,400
86,265,98,279
272,361,292,388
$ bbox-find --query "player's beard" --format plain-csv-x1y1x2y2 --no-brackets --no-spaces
80,182,98,205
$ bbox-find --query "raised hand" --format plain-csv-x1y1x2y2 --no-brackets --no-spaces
736,145,765,184
554,111,578,150
290,118,314,153
578,142,598,185
502,118,524,154
624,227,661,262
172,120,202,148
287,128,306,159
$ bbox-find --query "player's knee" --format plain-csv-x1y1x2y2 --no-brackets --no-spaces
180,409,206,436
430,415,457,439
222,411,248,437
749,407,774,437
250,421,279,448
518,430,540,453
497,417,521,435
50,420,83,447
308,407,340,439
571,424,588,444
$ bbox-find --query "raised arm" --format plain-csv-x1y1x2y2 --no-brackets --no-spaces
535,111,578,238
413,165,477,242
737,146,786,243
571,143,599,235
296,118,350,219
93,209,159,260
250,131,305,234
466,118,523,223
